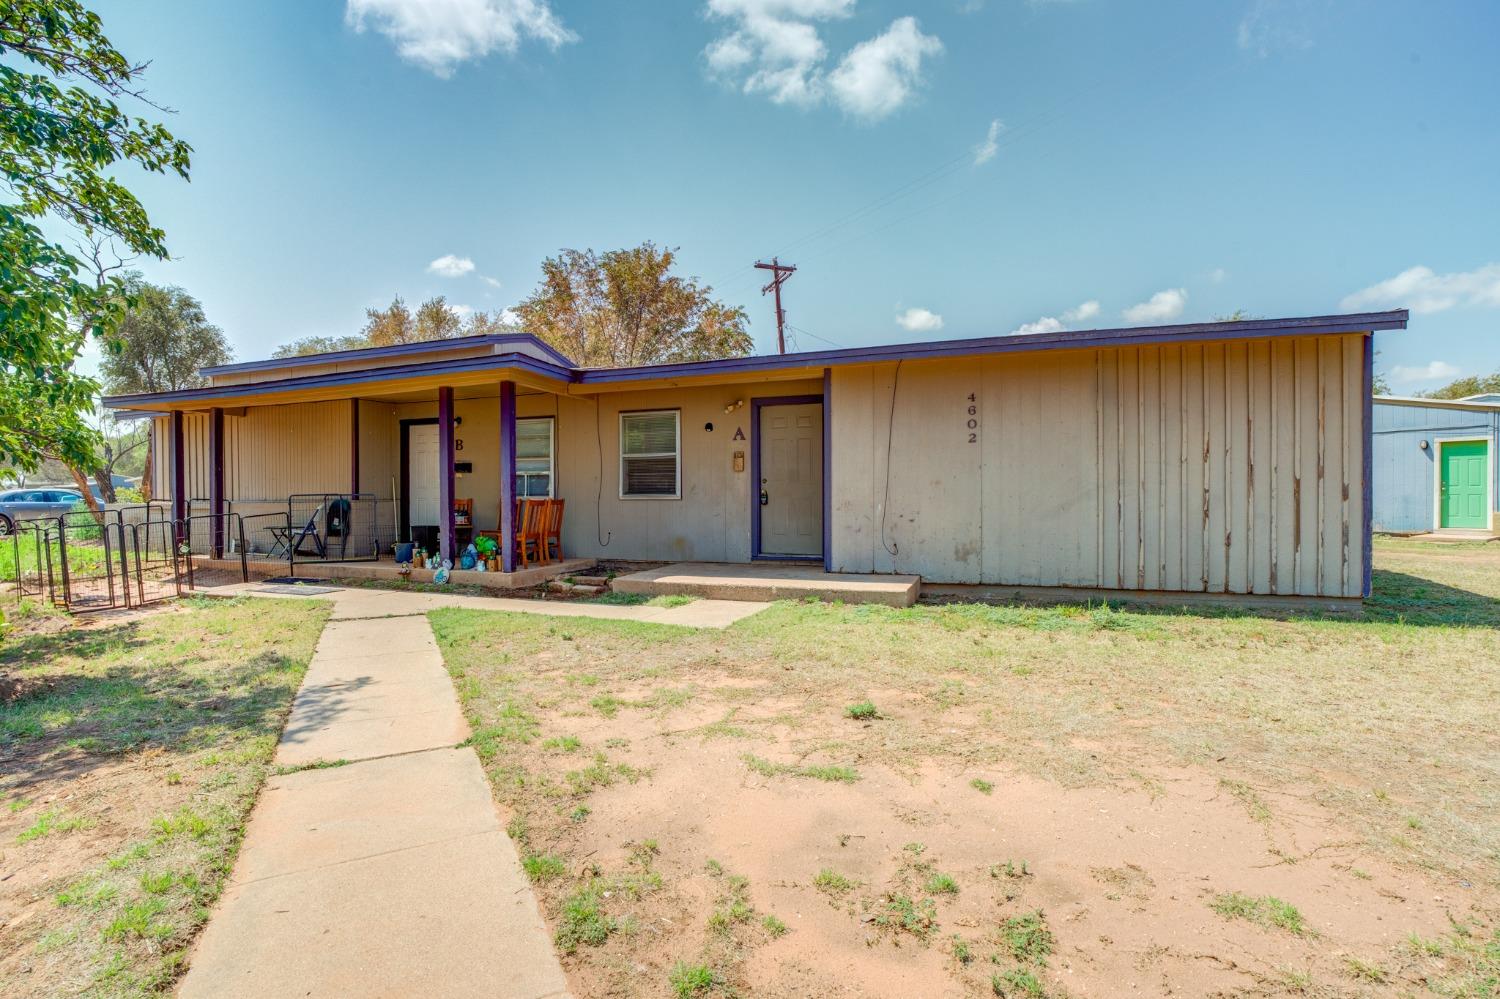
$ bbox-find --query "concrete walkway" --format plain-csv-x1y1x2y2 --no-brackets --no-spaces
178,609,575,998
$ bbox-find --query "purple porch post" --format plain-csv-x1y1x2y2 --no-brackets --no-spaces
170,410,186,542
499,381,517,573
208,407,224,558
438,387,456,561
349,398,360,494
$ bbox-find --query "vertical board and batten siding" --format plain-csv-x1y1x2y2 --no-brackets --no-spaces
1371,400,1500,532
223,402,351,501
830,333,1367,597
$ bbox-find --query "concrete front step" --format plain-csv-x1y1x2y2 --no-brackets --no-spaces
611,562,920,607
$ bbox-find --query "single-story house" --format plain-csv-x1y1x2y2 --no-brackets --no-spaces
1373,395,1499,535
102,309,1408,601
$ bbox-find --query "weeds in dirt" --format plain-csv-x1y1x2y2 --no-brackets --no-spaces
668,962,718,997
1219,778,1272,824
875,894,939,939
925,872,959,895
844,700,880,720
970,777,994,794
813,869,857,895
741,753,859,783
1210,892,1308,935
542,735,582,752
523,854,567,882
761,914,788,937
16,809,94,843
991,860,1030,879
992,967,1046,997
998,911,1054,964
1342,956,1388,983
556,883,614,952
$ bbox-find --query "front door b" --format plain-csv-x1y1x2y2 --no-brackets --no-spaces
758,402,823,557
1440,440,1489,529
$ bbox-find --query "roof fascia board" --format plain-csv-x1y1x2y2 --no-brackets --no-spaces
105,352,573,409
200,333,576,377
579,312,1409,385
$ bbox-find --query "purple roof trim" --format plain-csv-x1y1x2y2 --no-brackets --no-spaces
105,310,1408,410
103,351,574,408
577,311,1409,383
199,332,576,376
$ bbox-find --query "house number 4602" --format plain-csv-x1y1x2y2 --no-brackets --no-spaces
966,393,979,443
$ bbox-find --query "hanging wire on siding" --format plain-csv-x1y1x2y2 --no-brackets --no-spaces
880,360,904,558
592,396,611,548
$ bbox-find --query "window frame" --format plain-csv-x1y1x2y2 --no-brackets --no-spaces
618,409,681,500
515,416,555,499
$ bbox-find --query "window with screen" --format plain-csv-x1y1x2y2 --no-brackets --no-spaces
619,410,680,498
516,417,554,498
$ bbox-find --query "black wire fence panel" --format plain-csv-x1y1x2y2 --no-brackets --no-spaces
54,515,127,613
285,493,383,565
179,514,249,590
2,507,248,614
7,521,52,599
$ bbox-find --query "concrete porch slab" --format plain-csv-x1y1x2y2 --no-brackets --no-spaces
611,562,921,607
197,555,598,591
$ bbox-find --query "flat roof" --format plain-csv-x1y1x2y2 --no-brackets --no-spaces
104,309,1409,410
1375,394,1500,412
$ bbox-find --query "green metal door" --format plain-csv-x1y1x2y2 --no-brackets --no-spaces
1439,440,1489,529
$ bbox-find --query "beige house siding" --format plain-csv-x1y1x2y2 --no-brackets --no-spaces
829,333,1365,597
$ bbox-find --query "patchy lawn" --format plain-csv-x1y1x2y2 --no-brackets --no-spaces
433,538,1500,998
0,596,328,998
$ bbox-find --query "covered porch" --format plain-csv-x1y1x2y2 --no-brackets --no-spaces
164,373,567,574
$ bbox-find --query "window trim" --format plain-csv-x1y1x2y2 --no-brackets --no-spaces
516,416,555,498
618,409,681,500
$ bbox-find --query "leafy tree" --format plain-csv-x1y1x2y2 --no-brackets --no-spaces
1419,369,1500,401
0,1,191,472
90,276,229,501
101,276,232,394
272,295,512,357
514,243,751,366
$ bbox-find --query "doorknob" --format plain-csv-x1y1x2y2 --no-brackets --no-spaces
760,489,769,506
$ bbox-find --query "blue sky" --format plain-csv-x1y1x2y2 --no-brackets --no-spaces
84,0,1499,390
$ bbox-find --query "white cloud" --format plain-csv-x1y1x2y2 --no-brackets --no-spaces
345,0,575,78
450,303,476,318
1012,299,1099,335
500,307,522,326
1209,267,1228,284
1340,263,1500,315
481,275,502,288
973,118,1002,165
827,17,942,120
1391,361,1462,386
895,307,944,332
1062,300,1099,323
1014,316,1065,335
703,2,939,119
1123,288,1187,324
428,254,476,278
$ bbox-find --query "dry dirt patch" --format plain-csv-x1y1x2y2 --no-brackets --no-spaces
433,540,1499,997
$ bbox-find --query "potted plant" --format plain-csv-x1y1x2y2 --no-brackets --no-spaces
474,535,498,571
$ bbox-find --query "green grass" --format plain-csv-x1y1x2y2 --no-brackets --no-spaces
993,967,1046,997
925,872,960,895
1209,892,1308,935
970,777,994,794
0,596,327,998
761,913,788,937
843,700,879,720
522,854,567,882
875,894,939,939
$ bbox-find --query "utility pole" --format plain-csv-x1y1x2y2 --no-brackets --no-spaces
755,258,797,354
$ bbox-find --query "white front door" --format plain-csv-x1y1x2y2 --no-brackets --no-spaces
759,402,823,556
408,424,440,527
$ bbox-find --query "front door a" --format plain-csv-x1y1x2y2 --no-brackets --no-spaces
407,424,441,530
758,402,823,557
1440,440,1489,529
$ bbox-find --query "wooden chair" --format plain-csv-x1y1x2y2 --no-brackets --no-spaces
517,498,546,567
543,498,565,562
